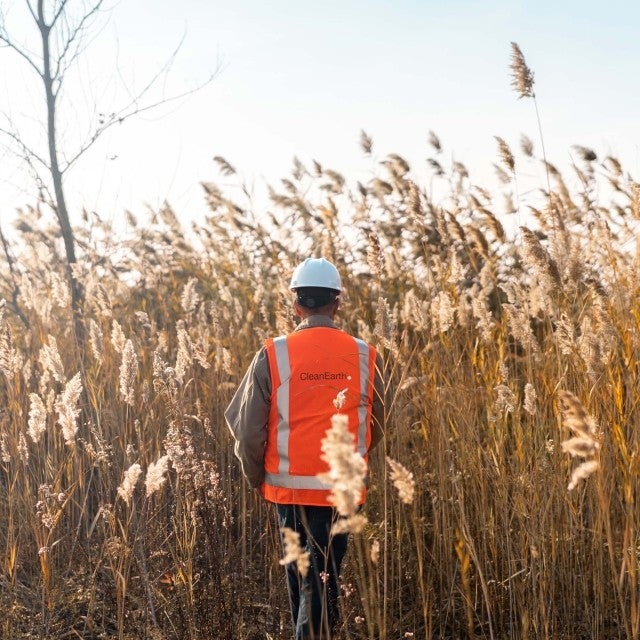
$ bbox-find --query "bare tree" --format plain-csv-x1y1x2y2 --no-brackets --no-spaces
0,0,214,327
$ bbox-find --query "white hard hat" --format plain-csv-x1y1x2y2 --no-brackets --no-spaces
289,258,342,291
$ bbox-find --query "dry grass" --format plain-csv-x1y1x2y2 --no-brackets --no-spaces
2,80,640,640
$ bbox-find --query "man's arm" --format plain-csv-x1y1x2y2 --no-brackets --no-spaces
224,347,271,487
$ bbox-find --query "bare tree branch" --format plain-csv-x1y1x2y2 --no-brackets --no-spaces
0,124,50,170
61,71,218,173
0,30,44,78
24,0,39,27
51,0,104,84
1,0,216,335
51,0,71,27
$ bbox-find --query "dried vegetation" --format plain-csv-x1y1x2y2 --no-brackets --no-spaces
1,45,640,640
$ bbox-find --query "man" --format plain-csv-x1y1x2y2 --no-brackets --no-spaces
225,257,385,640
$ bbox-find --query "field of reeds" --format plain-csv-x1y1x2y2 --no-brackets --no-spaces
2,50,640,639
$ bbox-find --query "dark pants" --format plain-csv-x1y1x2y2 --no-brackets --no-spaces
276,505,349,640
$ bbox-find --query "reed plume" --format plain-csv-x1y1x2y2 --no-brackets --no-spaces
117,463,142,503
387,457,416,504
318,411,368,535
279,527,310,577
509,42,534,98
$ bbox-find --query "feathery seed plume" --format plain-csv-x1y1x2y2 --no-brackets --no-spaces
360,130,373,155
370,539,381,564
49,272,71,309
520,134,534,157
1,434,10,463
472,295,495,342
111,320,126,354
318,411,368,534
558,390,599,439
502,303,541,357
367,233,385,279
523,383,537,415
181,278,200,317
40,336,65,384
509,42,535,98
117,463,142,503
88,319,104,361
387,457,416,504
17,432,29,463
428,130,442,153
55,373,83,446
494,384,516,414
520,227,562,291
91,283,112,317
558,390,600,491
374,297,396,350
493,163,511,184
431,291,455,334
333,388,348,411
213,155,236,176
567,460,600,491
631,182,640,219
28,393,47,443
145,455,171,497
279,527,310,576
119,339,138,406
495,136,515,172
175,325,210,384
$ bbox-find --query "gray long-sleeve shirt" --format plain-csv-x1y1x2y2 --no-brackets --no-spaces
224,315,386,488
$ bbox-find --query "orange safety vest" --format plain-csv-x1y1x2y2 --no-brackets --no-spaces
262,327,377,506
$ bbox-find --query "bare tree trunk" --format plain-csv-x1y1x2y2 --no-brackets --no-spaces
37,0,84,331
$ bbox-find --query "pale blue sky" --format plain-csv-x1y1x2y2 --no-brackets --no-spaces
1,0,638,226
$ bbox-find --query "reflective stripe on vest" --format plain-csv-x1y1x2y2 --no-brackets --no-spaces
263,330,375,496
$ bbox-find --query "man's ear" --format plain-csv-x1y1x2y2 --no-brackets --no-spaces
293,301,304,318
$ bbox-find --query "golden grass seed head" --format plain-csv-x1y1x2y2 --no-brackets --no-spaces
370,539,381,564
520,134,534,157
428,130,442,153
28,393,47,444
502,303,541,357
117,463,142,503
55,372,83,446
279,527,310,576
561,437,599,458
318,413,367,520
471,295,495,343
111,320,126,354
213,155,236,176
145,455,171,497
387,457,416,504
520,227,562,291
89,319,104,361
181,277,201,317
360,130,373,155
1,434,11,463
509,42,535,98
523,383,537,415
494,384,516,414
567,460,599,491
495,136,515,172
430,291,455,334
374,296,396,350
40,335,66,384
558,390,598,438
17,432,28,463
119,340,138,406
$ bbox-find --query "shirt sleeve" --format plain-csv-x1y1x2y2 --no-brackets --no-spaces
224,347,271,487
369,351,386,451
